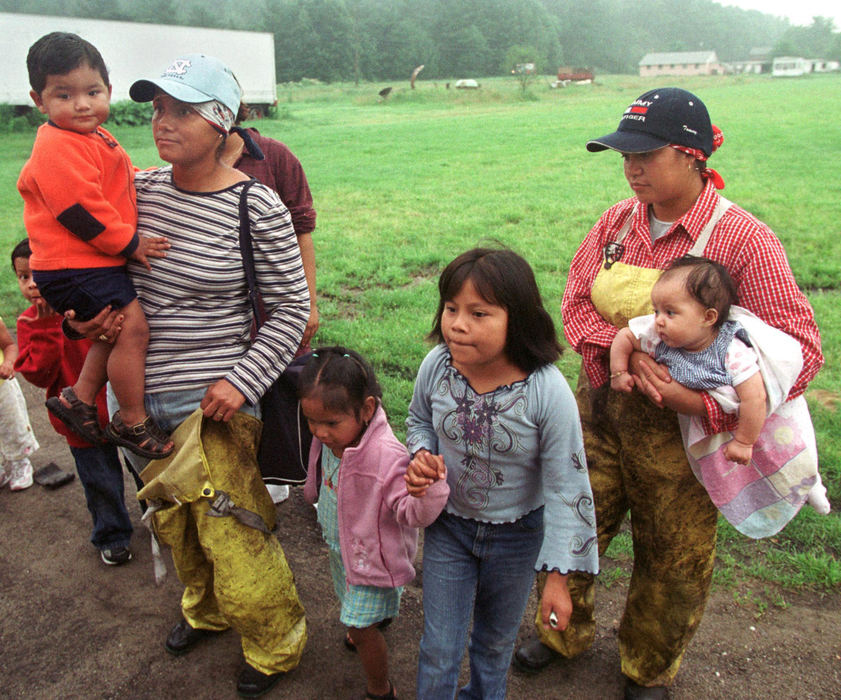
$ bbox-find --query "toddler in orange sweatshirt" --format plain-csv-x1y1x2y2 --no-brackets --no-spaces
18,32,172,459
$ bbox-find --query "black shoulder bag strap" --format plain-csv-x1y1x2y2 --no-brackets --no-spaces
237,179,264,330
236,179,316,486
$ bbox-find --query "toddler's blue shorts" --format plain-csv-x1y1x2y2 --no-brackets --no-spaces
33,266,138,322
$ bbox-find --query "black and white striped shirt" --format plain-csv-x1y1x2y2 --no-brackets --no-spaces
131,168,309,404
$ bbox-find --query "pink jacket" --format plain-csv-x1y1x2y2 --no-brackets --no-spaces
304,405,449,588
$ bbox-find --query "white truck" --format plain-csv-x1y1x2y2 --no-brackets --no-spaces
0,12,277,114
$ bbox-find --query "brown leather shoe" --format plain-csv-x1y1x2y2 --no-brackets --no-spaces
512,638,560,674
624,677,668,699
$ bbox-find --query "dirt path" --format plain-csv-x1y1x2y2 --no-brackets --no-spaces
1,376,839,699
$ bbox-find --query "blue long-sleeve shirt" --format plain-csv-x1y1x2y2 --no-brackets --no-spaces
406,344,598,575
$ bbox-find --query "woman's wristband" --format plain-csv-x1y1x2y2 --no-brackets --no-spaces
610,369,628,379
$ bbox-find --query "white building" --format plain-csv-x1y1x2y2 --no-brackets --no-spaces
638,51,723,77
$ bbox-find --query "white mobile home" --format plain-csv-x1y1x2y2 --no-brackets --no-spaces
772,57,812,77
1,12,277,113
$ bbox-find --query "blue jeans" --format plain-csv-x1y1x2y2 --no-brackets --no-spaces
416,507,544,700
69,445,133,550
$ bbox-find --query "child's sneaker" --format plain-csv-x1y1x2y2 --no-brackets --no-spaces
100,546,132,566
9,459,33,491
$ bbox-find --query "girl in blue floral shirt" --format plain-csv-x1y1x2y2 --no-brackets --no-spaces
405,247,599,699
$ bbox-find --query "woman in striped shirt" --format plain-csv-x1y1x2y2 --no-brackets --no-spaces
513,88,822,700
74,54,310,698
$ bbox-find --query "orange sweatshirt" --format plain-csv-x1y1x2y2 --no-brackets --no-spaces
17,122,139,271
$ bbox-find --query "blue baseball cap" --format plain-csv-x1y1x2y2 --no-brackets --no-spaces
587,87,713,156
130,54,241,116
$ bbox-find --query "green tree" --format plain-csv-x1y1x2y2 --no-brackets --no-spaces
503,44,538,93
774,16,840,60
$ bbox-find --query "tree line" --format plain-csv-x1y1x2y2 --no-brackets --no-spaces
2,0,839,83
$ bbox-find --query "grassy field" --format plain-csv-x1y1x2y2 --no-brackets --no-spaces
1,72,839,596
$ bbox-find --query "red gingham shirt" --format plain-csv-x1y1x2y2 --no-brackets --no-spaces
561,180,823,433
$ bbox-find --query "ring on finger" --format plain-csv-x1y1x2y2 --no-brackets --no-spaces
98,334,109,341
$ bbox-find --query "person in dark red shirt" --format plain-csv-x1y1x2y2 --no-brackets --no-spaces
223,109,318,350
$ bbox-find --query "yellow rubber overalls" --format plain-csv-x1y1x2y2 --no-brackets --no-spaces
535,199,731,687
138,409,307,675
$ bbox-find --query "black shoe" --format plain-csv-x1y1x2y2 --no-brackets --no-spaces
624,677,668,700
236,664,284,698
164,619,224,656
100,546,132,566
512,638,560,674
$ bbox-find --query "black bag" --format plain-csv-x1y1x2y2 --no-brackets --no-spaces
238,180,313,485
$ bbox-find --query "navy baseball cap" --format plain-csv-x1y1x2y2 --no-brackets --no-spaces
130,54,241,116
587,87,713,156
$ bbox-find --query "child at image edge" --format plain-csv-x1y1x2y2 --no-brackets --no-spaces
17,32,171,460
13,240,135,565
301,347,448,700
610,255,830,514
405,247,599,698
0,315,39,491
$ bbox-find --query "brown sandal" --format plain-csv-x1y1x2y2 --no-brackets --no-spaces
105,411,174,459
45,387,106,445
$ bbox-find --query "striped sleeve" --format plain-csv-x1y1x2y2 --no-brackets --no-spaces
225,185,310,403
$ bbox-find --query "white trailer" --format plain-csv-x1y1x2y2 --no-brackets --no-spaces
771,56,812,78
0,12,277,113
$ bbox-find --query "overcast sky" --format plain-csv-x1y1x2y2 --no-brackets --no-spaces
723,0,841,28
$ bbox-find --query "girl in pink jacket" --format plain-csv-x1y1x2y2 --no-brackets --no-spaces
301,347,448,700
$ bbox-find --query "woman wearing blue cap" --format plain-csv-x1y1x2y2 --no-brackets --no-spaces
73,54,310,697
513,88,823,698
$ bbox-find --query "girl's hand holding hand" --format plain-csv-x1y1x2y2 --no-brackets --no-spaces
540,571,572,632
201,379,246,423
405,449,446,498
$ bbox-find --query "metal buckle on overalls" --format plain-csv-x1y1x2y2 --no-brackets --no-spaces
207,491,272,534
603,242,625,270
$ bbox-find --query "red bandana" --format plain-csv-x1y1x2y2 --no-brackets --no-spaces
671,125,725,189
